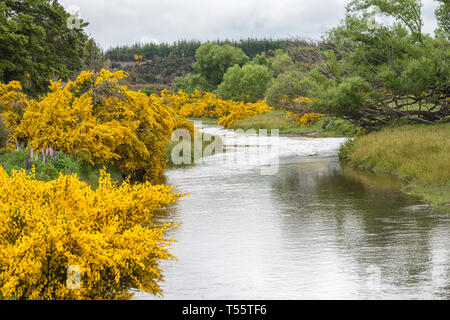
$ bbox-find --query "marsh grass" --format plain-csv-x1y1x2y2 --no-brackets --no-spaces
340,123,450,208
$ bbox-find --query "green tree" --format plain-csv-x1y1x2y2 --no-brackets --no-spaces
251,52,272,68
193,43,249,88
0,0,89,96
346,0,424,41
172,73,214,93
83,38,105,72
303,0,450,127
435,0,449,39
216,64,273,102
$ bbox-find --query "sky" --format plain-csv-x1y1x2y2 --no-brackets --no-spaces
59,0,440,50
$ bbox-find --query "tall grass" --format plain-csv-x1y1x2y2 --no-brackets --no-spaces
340,123,450,207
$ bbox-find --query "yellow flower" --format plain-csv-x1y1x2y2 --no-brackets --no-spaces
0,167,185,300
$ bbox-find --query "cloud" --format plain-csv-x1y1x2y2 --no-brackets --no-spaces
59,0,439,49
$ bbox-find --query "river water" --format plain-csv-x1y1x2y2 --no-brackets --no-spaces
137,125,449,300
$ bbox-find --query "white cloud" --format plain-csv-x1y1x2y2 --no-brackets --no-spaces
59,0,439,49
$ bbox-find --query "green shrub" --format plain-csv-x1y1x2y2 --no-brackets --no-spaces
141,85,153,95
193,43,249,88
172,74,213,93
216,64,273,102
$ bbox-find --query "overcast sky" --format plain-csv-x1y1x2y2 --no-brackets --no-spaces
59,0,440,50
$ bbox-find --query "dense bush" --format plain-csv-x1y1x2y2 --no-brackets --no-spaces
172,74,214,93
216,64,273,103
193,43,249,88
141,85,154,96
1,70,193,182
0,149,123,188
105,38,292,61
266,0,450,128
0,167,183,299
159,89,271,128
0,0,91,96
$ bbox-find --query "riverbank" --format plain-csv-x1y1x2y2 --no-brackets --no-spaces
339,123,450,210
190,110,360,137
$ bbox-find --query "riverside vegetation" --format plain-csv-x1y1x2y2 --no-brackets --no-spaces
0,0,448,300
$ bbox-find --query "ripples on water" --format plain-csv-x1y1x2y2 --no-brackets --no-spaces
136,125,450,300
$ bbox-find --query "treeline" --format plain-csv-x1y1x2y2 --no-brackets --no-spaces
105,38,295,61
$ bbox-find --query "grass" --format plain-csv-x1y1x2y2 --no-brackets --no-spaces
187,117,219,126
339,123,450,209
166,133,223,167
228,110,360,137
0,150,123,189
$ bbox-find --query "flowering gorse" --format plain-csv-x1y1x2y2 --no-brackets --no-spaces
0,167,184,299
156,89,272,127
2,70,193,182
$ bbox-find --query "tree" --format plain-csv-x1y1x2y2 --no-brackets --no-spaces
0,0,89,96
300,0,450,127
172,73,214,93
346,0,424,41
82,38,105,72
216,64,273,103
435,0,449,39
193,43,249,88
251,52,272,68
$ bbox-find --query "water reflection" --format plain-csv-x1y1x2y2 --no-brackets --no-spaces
272,160,449,299
136,128,449,300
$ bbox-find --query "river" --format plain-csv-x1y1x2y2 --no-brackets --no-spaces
136,125,450,300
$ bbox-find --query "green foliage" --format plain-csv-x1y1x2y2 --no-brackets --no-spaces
281,0,450,127
193,43,249,88
216,64,273,102
0,0,90,96
435,0,449,39
82,38,105,72
172,74,214,93
251,53,272,68
105,38,292,61
0,150,122,188
269,50,295,76
346,0,424,40
141,85,154,96
265,71,308,107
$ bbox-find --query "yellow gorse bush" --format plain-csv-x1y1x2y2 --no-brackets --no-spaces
285,96,324,127
218,100,272,128
286,112,324,127
0,167,184,300
3,70,193,182
0,81,29,134
157,89,272,127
